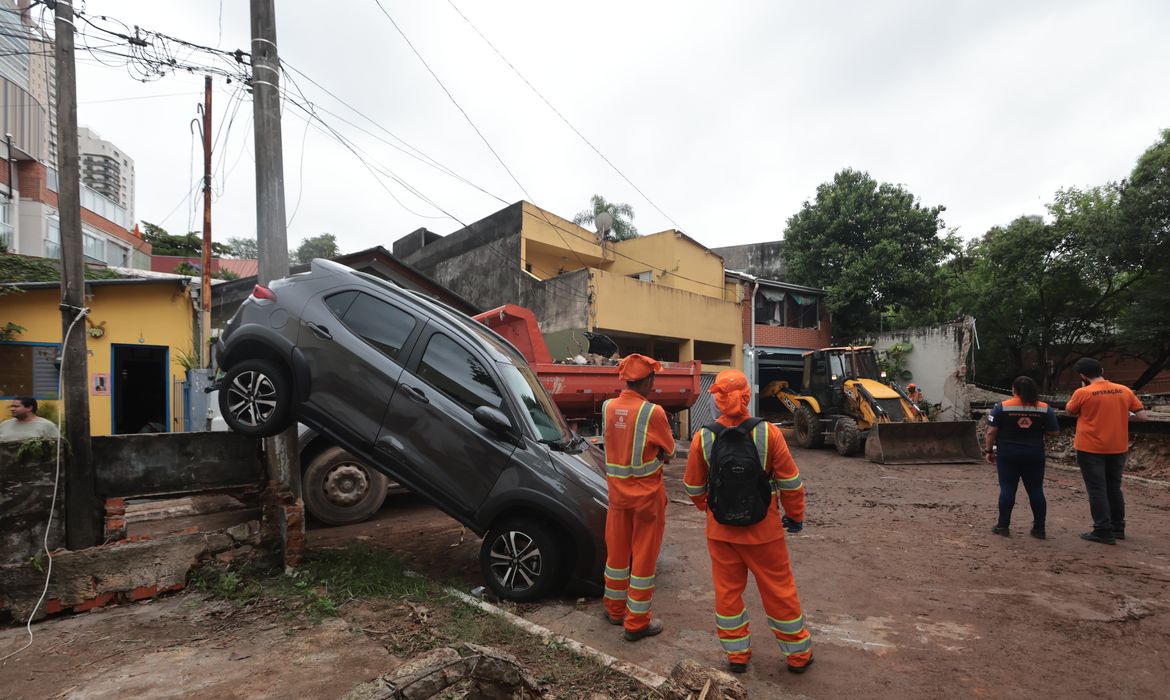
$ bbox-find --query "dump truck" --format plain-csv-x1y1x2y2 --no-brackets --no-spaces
767,346,981,464
473,304,702,445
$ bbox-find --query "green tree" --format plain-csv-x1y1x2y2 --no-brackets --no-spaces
1117,129,1170,389
291,233,340,264
782,169,953,340
224,236,258,259
142,221,230,257
572,195,639,241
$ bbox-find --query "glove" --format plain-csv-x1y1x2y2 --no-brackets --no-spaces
782,515,803,534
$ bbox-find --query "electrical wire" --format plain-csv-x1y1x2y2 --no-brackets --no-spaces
445,0,684,232
0,304,90,665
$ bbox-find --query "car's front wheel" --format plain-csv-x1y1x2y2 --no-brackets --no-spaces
479,516,564,602
302,446,389,526
218,359,293,438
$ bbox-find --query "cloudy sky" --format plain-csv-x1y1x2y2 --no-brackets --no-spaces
69,0,1170,255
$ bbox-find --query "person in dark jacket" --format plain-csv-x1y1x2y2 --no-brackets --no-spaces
983,376,1060,539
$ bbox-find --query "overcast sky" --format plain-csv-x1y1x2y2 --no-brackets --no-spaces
70,0,1170,255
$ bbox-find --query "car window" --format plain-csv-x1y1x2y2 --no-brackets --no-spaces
324,291,358,318
338,292,417,360
417,332,503,412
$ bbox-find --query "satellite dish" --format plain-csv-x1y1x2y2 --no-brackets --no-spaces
594,210,613,236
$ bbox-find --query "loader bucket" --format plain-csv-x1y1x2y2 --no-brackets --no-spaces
864,421,982,465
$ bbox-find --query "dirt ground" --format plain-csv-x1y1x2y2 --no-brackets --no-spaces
3,437,1169,699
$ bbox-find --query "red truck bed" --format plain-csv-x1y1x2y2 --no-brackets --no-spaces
474,305,701,421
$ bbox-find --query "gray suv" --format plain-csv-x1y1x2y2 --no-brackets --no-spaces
215,259,607,601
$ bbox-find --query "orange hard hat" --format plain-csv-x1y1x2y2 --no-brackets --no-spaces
618,353,662,381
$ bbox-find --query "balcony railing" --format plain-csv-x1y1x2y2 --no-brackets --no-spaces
45,166,130,229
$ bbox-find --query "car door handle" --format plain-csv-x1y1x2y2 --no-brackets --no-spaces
402,385,429,404
306,321,332,340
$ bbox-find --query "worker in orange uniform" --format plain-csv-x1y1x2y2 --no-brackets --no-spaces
601,353,676,641
683,369,813,674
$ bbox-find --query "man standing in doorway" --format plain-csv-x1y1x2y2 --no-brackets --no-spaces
0,397,60,442
1066,357,1148,545
601,354,675,641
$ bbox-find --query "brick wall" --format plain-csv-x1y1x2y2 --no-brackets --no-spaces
740,300,831,349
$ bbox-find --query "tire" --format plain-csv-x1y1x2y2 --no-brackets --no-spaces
479,516,564,602
834,417,862,456
302,446,390,526
794,405,824,449
218,358,293,437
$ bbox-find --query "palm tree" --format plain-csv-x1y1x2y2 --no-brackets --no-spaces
572,194,639,241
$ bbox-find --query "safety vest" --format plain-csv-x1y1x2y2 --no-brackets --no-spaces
602,399,664,479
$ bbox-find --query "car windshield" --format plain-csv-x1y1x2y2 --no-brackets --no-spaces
497,361,571,443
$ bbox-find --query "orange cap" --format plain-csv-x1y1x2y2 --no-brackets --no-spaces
618,353,661,381
709,369,749,395
710,369,751,419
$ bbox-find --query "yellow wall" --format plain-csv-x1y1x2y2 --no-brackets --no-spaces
518,202,606,278
608,231,729,299
591,269,743,370
0,282,196,436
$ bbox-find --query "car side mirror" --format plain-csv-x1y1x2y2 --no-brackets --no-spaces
474,406,513,435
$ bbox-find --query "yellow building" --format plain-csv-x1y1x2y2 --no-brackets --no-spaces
0,278,197,436
394,202,748,434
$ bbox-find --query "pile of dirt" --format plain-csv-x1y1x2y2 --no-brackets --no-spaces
1046,428,1170,481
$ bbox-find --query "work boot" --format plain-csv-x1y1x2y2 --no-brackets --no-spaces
992,525,1010,537
787,655,814,674
600,610,624,626
728,662,748,674
1113,530,1126,540
1079,531,1117,545
1030,527,1046,540
623,618,663,642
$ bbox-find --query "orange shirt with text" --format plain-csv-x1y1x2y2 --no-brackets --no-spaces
603,390,675,508
1065,380,1144,454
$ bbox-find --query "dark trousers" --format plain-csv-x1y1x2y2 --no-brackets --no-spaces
996,451,1047,528
1076,451,1127,536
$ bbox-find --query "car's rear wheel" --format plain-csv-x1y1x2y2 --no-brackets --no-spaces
218,359,293,437
479,516,563,602
303,446,389,526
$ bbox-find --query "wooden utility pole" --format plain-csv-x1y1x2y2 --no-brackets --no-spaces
54,0,100,548
201,76,213,366
250,0,303,568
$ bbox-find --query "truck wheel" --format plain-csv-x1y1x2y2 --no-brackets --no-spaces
303,447,389,526
834,417,862,456
479,516,564,602
794,406,824,449
218,359,293,437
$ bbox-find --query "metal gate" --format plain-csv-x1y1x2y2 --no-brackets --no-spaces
688,373,719,431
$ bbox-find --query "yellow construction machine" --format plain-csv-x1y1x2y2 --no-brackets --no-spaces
766,346,981,464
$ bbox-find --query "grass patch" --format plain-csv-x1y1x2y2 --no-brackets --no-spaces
190,544,658,698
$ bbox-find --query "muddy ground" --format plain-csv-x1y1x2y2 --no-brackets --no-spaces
3,440,1168,699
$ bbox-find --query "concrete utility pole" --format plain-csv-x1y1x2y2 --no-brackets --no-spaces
54,0,100,548
250,0,303,568
201,76,213,367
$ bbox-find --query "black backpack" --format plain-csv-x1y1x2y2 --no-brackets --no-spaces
704,418,772,526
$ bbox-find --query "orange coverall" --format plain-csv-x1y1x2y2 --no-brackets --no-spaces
683,417,813,669
602,389,675,632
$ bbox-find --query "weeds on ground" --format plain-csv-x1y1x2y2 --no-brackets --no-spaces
190,545,655,697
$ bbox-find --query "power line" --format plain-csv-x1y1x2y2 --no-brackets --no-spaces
371,0,596,302
445,0,685,232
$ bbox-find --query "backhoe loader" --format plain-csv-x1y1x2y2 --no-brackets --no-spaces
767,346,980,464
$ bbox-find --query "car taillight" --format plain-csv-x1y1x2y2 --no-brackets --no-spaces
252,284,277,301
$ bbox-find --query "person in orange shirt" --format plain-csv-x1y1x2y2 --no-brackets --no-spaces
683,369,813,675
601,353,676,641
1066,357,1148,545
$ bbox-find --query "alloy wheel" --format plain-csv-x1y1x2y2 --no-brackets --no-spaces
487,530,543,592
227,370,278,427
